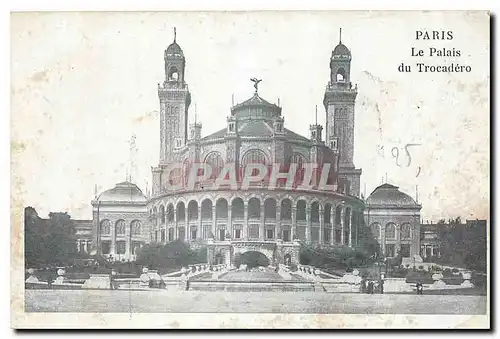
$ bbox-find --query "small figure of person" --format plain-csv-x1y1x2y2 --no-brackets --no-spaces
416,282,423,295
367,280,374,294
360,279,366,294
379,279,384,294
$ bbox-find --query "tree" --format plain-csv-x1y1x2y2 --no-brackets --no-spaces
25,207,78,267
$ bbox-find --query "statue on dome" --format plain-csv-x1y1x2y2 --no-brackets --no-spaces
250,77,262,93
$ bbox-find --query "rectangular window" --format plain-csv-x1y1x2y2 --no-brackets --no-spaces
335,230,341,243
101,241,111,255
324,228,331,243
219,229,225,241
191,229,197,240
283,229,290,242
297,226,306,241
179,228,185,241
234,229,241,239
116,241,126,255
266,229,274,240
386,244,395,257
161,230,165,242
311,228,319,242
168,228,174,242
400,244,411,257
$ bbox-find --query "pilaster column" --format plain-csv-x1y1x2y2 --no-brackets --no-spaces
306,206,311,243
76,240,81,252
396,224,401,255
349,209,353,247
340,207,345,245
198,205,202,240
381,224,386,255
291,207,297,239
85,241,89,253
185,210,189,242
126,223,131,259
228,205,233,239
276,203,282,241
319,205,324,244
259,201,265,241
173,209,178,242
243,202,248,241
330,208,335,245
212,204,216,240
111,221,116,254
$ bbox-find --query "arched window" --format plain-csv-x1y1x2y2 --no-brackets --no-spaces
231,198,244,219
401,223,411,239
188,201,198,220
336,67,346,82
201,199,213,219
288,153,306,183
297,200,306,221
115,220,126,236
324,203,332,224
131,220,141,235
216,199,228,219
177,202,186,221
152,207,157,226
335,206,342,225
311,201,320,223
100,219,111,235
242,149,267,176
205,152,224,179
160,205,165,224
264,199,276,219
370,223,381,239
169,66,179,81
167,204,174,222
281,199,292,220
248,198,261,219
385,222,396,239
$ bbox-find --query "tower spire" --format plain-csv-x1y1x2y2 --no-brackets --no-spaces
194,103,197,124
174,27,177,42
339,27,342,44
315,105,318,125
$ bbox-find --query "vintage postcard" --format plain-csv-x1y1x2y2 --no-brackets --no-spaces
11,11,490,329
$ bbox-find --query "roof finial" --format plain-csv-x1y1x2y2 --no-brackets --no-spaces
94,184,97,199
315,105,318,125
250,77,262,94
174,27,177,42
194,103,197,124
339,27,342,44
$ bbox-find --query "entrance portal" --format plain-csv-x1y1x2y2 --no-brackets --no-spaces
239,251,270,268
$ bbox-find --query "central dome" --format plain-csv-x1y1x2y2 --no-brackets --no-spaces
231,93,282,119
332,43,351,58
97,181,147,203
166,41,184,56
366,183,418,207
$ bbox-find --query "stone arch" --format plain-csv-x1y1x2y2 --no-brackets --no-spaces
176,201,186,221
166,203,174,222
188,200,198,220
100,219,111,235
324,203,332,224
115,219,126,236
201,199,213,220
231,197,244,219
204,151,225,179
296,200,307,221
130,220,141,235
280,198,292,220
264,198,277,220
159,205,165,224
385,222,396,239
401,223,412,239
248,197,261,219
311,201,320,223
215,198,228,219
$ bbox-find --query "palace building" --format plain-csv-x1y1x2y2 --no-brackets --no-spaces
75,30,424,266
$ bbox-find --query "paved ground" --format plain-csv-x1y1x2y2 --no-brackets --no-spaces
25,290,487,314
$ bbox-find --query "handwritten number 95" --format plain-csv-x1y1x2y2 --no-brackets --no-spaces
391,143,421,167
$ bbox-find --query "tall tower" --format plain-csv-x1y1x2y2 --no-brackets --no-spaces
158,28,191,164
323,29,361,196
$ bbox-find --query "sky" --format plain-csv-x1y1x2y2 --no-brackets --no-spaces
11,11,489,221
